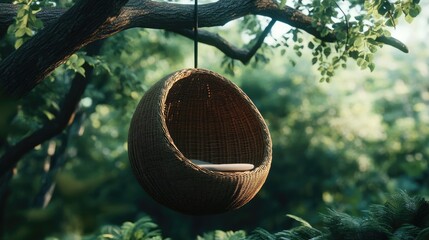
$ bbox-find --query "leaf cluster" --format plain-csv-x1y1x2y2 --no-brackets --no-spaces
248,192,429,240
197,230,246,240
6,0,54,48
273,0,423,82
45,216,169,240
65,192,429,240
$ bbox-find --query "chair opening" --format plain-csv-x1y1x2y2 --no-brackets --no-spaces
163,73,266,167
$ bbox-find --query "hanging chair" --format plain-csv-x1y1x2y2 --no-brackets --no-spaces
128,68,272,215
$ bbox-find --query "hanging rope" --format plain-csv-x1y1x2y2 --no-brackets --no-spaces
194,0,198,68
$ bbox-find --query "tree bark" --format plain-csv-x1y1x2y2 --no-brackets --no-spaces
0,0,128,99
0,0,409,99
0,0,332,100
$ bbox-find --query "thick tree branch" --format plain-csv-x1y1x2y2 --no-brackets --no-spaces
0,0,407,49
0,4,17,37
173,19,277,64
0,0,408,99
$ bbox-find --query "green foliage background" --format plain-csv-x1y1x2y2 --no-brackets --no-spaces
1,0,429,239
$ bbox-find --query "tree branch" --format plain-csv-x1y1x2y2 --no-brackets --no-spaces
0,0,407,49
173,19,277,64
0,55,96,178
0,0,408,99
376,36,409,53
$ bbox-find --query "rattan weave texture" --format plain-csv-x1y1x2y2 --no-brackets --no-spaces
128,68,272,215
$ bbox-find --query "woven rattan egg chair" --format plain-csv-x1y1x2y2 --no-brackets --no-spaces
128,68,272,215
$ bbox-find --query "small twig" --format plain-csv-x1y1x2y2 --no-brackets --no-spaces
246,19,277,64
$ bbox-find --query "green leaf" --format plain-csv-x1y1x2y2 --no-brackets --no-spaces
76,58,85,67
33,19,44,29
321,28,330,37
364,54,374,62
369,45,378,53
368,62,375,72
409,4,421,18
17,8,26,18
76,67,86,77
312,57,317,65
25,27,33,36
15,28,26,37
416,228,429,240
43,110,55,120
20,14,29,25
14,38,24,49
393,8,402,19
279,0,287,9
356,58,365,67
21,4,30,11
99,233,115,239
286,214,312,228
133,230,144,239
405,15,414,24
354,37,364,47
69,54,78,62
121,222,135,240
248,228,276,240
323,47,331,57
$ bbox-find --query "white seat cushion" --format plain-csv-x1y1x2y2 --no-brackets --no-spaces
190,159,254,172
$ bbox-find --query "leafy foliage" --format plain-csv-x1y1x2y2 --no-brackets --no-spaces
276,0,423,82
248,192,429,240
1,1,429,240
48,192,429,240
45,216,169,240
197,230,246,240
6,0,54,48
90,216,168,240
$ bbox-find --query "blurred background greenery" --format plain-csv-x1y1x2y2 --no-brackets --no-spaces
1,0,429,239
